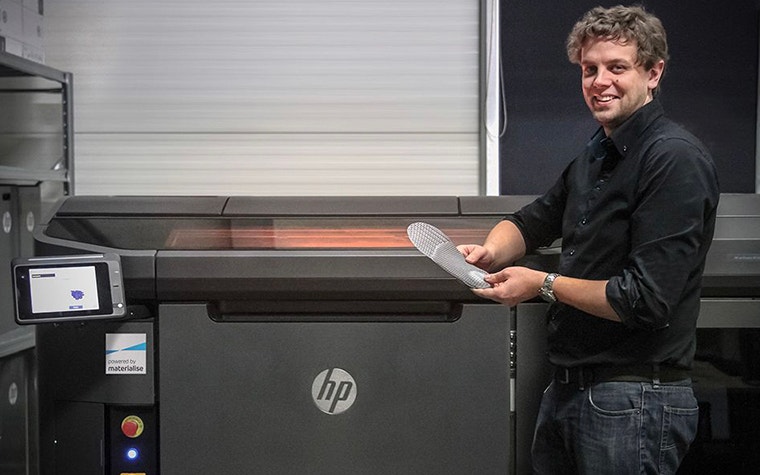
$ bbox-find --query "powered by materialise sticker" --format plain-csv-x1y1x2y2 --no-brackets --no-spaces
105,333,147,375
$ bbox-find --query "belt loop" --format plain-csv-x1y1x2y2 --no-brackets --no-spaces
578,367,585,391
652,364,661,386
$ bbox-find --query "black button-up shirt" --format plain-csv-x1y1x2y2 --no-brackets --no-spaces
506,99,720,369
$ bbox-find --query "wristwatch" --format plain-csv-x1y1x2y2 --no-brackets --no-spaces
538,273,560,303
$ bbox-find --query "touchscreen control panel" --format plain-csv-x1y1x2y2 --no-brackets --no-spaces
12,254,126,324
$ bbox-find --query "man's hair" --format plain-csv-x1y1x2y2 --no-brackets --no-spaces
566,5,669,92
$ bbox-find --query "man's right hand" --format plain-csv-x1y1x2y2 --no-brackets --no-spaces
457,244,494,271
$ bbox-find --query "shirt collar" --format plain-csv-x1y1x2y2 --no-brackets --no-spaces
586,99,665,162
587,128,609,161
609,99,665,158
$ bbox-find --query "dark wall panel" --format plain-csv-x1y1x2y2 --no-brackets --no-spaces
500,0,759,194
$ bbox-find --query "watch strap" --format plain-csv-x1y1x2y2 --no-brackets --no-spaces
539,272,559,303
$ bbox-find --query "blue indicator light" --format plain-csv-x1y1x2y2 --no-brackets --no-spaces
126,447,139,460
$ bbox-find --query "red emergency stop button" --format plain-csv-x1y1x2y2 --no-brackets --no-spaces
121,415,144,438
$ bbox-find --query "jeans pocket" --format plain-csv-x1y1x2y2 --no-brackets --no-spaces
661,404,699,448
580,383,642,474
588,382,640,416
659,388,699,473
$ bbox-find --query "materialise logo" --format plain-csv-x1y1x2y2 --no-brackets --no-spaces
311,368,357,415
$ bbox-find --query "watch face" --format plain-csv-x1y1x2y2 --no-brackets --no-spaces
538,289,557,303
539,288,556,303
539,273,558,303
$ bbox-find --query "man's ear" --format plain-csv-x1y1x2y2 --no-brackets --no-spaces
648,59,665,91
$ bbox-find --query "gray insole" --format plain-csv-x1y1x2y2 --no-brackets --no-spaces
407,222,490,289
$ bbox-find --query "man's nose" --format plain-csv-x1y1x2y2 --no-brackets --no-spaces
592,68,613,87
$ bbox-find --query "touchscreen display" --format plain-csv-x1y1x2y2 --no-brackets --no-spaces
12,254,126,324
29,265,100,314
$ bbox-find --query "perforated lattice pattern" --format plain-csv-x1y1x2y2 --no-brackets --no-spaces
407,222,489,289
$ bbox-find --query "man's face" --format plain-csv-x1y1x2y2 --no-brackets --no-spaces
580,38,664,134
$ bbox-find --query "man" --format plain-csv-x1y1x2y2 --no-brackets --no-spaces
459,5,719,474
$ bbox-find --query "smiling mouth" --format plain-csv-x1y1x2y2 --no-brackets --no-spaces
595,95,618,104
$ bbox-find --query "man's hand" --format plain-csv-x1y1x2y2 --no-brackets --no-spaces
457,244,494,271
471,266,545,307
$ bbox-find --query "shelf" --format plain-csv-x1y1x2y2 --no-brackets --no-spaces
0,51,74,193
0,51,68,83
0,165,68,184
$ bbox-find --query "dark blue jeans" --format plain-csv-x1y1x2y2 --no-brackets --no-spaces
532,379,699,475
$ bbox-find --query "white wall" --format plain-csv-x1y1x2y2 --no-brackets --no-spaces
42,0,492,196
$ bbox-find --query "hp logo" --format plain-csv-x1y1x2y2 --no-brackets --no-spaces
311,368,356,415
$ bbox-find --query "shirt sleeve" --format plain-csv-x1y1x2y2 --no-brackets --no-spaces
606,137,719,330
504,165,569,253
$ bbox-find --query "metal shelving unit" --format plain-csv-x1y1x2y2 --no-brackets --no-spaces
0,50,73,194
0,53,74,475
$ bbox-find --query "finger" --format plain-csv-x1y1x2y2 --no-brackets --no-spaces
484,269,509,284
472,287,494,297
461,246,480,261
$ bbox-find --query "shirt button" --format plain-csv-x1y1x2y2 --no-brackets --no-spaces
580,218,587,225
568,249,576,256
